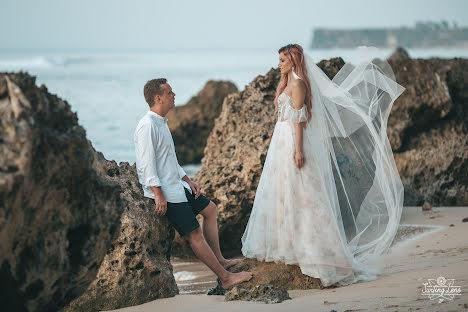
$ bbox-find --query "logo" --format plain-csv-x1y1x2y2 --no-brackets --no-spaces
421,276,461,303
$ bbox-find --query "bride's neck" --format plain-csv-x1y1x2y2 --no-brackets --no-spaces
287,71,295,84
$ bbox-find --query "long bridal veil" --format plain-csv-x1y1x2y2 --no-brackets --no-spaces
302,47,406,285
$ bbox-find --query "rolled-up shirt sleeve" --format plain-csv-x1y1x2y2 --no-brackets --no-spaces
135,123,161,187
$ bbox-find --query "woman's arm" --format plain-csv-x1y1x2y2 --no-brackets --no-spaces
291,80,306,168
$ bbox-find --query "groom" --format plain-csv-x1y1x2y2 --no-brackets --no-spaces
134,78,253,289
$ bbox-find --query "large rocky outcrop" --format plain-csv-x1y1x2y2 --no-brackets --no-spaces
167,80,237,165
0,73,177,312
172,54,467,256
62,162,178,312
387,56,468,205
171,69,281,257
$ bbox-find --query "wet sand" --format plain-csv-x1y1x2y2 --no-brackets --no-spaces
171,257,218,295
108,206,468,311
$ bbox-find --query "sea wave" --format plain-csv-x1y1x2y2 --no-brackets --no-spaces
0,55,94,70
174,271,198,282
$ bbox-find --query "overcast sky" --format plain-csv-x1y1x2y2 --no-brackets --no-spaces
1,0,467,52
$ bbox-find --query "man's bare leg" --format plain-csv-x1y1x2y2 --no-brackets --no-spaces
199,201,243,269
187,226,252,289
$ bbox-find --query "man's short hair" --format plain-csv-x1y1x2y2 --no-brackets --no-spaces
144,78,167,107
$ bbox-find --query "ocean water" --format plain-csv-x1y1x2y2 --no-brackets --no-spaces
1,48,467,174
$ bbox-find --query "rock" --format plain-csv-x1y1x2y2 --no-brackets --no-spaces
0,73,124,312
224,285,247,300
388,57,468,206
0,72,177,312
206,282,226,296
402,181,424,206
462,217,468,222
422,201,433,211
214,258,322,291
167,80,238,165
172,68,281,256
388,47,411,61
62,161,178,312
224,284,291,304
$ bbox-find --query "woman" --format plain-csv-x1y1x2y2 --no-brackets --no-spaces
241,44,405,287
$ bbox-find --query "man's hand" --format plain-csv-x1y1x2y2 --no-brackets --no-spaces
182,176,201,199
151,186,167,216
189,180,201,199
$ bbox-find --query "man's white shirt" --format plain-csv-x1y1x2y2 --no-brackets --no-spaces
134,110,191,203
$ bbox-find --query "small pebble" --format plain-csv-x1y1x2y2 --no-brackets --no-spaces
422,202,432,211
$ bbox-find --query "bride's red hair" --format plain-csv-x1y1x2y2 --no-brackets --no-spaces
275,44,312,122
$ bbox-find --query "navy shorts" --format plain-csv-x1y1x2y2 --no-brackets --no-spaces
166,187,211,236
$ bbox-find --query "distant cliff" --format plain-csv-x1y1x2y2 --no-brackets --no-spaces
311,21,468,48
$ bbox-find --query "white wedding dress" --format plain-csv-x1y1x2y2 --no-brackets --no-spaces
241,47,406,287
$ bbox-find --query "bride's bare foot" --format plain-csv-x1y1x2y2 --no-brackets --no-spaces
220,257,243,270
220,271,253,290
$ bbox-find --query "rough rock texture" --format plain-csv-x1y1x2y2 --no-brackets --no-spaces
388,46,411,61
172,55,467,256
387,57,468,205
171,68,281,257
0,73,124,312
62,161,178,312
167,80,237,165
402,181,424,206
224,284,291,304
217,259,322,291
0,73,177,312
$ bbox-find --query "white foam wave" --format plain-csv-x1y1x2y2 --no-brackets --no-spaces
0,55,92,70
0,56,53,69
173,271,198,281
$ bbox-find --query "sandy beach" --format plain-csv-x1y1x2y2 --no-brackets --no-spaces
105,206,468,312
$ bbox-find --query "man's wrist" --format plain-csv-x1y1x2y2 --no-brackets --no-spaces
182,175,191,183
150,186,164,197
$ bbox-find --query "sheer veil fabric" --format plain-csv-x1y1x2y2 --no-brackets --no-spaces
241,47,406,287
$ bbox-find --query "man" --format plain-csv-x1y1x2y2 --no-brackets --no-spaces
134,78,253,290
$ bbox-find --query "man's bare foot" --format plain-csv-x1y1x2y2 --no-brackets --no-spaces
220,271,253,290
220,258,243,270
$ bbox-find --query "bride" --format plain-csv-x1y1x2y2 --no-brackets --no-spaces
241,44,406,287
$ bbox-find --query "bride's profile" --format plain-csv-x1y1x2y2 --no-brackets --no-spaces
241,43,406,287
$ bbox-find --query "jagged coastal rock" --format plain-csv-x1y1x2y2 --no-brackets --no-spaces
171,53,467,256
206,258,318,303
167,80,238,165
224,284,291,304
387,56,468,205
172,68,281,257
388,46,412,61
222,258,322,291
0,73,177,312
62,162,178,312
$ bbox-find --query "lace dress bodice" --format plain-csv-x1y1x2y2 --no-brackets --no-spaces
277,92,308,123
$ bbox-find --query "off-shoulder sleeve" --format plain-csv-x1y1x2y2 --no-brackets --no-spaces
284,105,308,123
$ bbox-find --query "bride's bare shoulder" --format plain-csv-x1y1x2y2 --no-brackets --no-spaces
291,79,306,92
290,79,306,109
